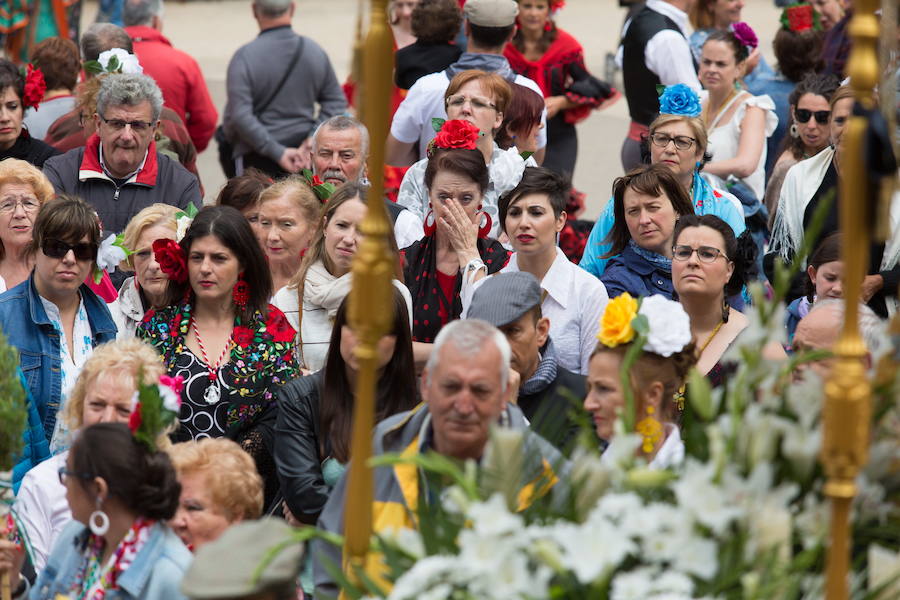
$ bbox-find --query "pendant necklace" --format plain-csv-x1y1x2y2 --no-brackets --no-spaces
191,317,232,405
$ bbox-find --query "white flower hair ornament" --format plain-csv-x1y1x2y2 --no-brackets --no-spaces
174,203,198,242
85,49,144,75
638,295,692,357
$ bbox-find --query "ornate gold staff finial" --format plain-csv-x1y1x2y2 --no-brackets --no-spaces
822,0,880,598
342,0,395,586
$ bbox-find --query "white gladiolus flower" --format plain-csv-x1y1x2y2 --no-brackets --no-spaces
671,536,718,580
673,461,741,535
638,295,692,357
549,518,635,583
98,48,143,74
611,568,656,600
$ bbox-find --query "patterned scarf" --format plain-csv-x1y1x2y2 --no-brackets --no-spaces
520,339,560,396
627,239,672,273
73,517,155,600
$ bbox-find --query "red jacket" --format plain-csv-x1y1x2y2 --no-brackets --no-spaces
125,25,218,152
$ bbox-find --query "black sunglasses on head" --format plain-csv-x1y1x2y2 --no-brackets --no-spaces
41,238,98,261
795,108,831,125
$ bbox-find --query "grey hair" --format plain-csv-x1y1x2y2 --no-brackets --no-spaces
426,319,511,390
81,23,133,61
808,298,888,360
253,0,293,18
123,0,163,27
96,74,164,122
311,115,370,159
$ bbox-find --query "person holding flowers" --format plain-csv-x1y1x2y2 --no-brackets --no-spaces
138,205,299,510
0,60,60,168
13,338,170,572
579,84,745,279
397,70,533,240
584,292,696,467
0,392,189,599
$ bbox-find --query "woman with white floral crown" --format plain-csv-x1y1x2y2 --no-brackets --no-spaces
584,293,696,468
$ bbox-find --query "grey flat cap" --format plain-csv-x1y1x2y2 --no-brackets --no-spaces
467,271,542,327
464,0,518,27
181,518,303,599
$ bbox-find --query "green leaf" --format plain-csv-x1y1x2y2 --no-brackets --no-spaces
83,60,103,75
431,117,446,133
686,366,715,420
520,151,534,161
107,55,120,72
92,266,103,285
112,232,133,257
655,84,666,97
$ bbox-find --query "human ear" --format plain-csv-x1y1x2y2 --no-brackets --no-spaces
555,211,566,233
807,264,817,286
535,317,550,347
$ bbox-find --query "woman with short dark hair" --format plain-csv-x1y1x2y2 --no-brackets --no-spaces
138,205,300,509
0,59,60,168
24,37,81,140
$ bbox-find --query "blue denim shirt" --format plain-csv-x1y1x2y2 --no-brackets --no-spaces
600,245,675,300
0,275,117,445
29,520,191,600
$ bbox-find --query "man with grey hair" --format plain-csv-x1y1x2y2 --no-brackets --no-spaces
44,74,201,271
313,318,568,596
124,0,218,152
221,0,347,178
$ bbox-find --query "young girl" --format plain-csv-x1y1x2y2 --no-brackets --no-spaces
785,232,843,344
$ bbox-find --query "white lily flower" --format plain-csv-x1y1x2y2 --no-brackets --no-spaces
98,48,143,74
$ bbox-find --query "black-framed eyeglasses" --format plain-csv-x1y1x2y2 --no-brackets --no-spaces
58,467,93,485
98,114,155,132
672,244,729,263
649,132,696,151
794,109,830,125
41,238,98,261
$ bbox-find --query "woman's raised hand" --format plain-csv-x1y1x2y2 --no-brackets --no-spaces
438,199,479,262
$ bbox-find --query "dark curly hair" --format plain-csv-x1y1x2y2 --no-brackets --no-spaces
773,28,824,82
672,214,756,298
412,0,462,43
0,59,24,104
783,72,840,160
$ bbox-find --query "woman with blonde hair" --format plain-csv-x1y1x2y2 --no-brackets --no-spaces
168,438,263,552
13,338,167,572
255,177,321,293
0,159,55,293
110,203,179,337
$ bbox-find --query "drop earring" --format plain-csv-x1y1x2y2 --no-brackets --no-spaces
89,499,110,536
636,406,663,454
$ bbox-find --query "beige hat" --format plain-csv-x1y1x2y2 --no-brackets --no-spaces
464,0,519,27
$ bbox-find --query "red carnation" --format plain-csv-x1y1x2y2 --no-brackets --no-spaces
265,308,296,343
22,65,46,110
433,119,480,151
232,325,254,348
785,4,813,31
152,238,187,284
128,403,142,434
311,174,325,186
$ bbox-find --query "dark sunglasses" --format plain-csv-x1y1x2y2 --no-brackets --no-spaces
795,109,831,125
42,238,98,261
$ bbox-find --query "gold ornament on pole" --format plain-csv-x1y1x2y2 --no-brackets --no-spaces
821,0,881,598
342,0,395,584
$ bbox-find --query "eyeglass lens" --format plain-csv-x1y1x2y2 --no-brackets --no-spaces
42,238,98,261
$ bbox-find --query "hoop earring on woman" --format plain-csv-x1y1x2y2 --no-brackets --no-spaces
423,210,436,237
478,211,492,239
90,501,110,536
232,272,249,309
790,123,799,138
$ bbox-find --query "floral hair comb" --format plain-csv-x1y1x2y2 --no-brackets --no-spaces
426,118,482,158
731,22,759,50
301,169,337,202
780,3,821,32
656,84,702,118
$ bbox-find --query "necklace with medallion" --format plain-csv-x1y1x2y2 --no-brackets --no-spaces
674,319,725,411
191,317,233,405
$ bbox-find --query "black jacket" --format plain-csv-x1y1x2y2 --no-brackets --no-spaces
395,42,463,90
274,371,330,525
518,366,586,455
0,131,59,168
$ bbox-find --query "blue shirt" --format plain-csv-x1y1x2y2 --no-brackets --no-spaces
600,244,675,300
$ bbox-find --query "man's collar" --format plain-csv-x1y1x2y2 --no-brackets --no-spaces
646,0,691,36
99,142,148,182
258,24,293,36
123,25,170,45
79,134,159,187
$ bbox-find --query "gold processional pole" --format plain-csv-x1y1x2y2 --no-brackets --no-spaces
343,0,395,584
821,0,880,597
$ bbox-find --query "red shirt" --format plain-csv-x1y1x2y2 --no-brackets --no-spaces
125,25,218,152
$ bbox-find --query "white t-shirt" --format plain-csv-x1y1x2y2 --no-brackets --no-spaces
14,452,71,572
391,70,547,160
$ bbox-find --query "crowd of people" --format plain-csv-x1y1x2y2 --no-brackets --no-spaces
0,0,898,598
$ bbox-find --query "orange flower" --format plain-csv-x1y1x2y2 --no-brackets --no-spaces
598,293,638,347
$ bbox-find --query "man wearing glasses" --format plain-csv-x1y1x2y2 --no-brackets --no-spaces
43,73,201,284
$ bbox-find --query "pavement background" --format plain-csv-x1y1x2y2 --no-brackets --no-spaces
79,0,783,218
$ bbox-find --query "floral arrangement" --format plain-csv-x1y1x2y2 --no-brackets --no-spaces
657,84,702,118
128,373,183,451
426,118,481,158
153,238,187,284
780,3,821,32
21,64,46,110
301,169,337,202
731,22,759,50
83,48,143,76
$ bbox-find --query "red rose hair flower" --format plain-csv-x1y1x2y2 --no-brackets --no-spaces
152,238,187,284
432,119,481,152
22,64,46,110
780,3,819,32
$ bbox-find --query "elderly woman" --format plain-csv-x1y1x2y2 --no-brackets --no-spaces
0,195,117,455
599,164,695,300
23,37,81,140
256,177,321,293
397,69,535,240
13,338,166,572
579,85,746,278
0,59,60,168
0,159,55,292
0,423,189,600
138,205,299,510
168,438,263,552
109,204,179,337
273,182,411,371
401,147,510,344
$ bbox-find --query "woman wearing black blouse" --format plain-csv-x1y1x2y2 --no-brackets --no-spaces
0,60,60,168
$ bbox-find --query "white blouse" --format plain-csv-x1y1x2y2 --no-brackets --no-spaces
14,452,71,572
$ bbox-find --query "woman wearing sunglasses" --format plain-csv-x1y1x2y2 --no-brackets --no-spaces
0,195,117,455
764,73,839,218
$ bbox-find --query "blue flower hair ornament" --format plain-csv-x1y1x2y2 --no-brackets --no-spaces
657,84,702,118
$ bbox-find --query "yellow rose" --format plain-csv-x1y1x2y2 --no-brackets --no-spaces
598,293,638,347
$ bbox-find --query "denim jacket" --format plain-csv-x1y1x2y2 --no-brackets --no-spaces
600,245,674,300
0,274,117,446
27,520,191,600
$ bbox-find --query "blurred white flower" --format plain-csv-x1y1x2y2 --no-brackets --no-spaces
158,383,181,413
639,295,692,357
611,567,656,600
673,460,741,535
549,518,635,583
96,233,126,273
98,48,143,74
671,536,718,580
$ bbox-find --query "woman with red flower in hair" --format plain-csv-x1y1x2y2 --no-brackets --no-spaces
137,205,299,511
397,69,532,241
0,59,60,168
